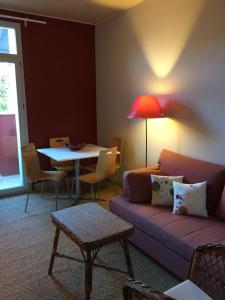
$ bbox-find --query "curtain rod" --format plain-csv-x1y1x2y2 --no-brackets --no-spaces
0,14,47,26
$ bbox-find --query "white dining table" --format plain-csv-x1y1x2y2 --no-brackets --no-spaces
37,144,106,199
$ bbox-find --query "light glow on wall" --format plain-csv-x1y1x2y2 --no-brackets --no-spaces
148,117,180,163
148,118,179,142
145,78,178,94
91,0,144,10
128,0,205,78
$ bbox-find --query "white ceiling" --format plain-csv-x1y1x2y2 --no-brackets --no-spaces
0,0,146,25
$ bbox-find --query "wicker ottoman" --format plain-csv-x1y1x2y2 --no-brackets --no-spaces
48,202,134,300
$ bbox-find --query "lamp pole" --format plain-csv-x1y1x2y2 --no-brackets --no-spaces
145,118,148,167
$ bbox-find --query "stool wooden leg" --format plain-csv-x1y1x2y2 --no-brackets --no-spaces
91,184,94,201
121,240,134,278
48,227,60,275
123,285,132,300
25,181,31,213
85,250,93,300
55,182,59,211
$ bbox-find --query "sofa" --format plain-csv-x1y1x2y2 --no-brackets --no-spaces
109,149,225,279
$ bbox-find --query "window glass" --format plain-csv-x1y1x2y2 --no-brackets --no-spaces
0,27,17,54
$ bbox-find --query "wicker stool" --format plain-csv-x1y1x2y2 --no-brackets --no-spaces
48,202,134,300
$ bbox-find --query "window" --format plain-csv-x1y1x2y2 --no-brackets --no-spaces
0,27,17,54
0,21,28,193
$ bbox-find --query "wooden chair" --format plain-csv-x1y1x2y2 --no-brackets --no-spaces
71,147,117,201
49,137,74,172
108,137,124,171
85,137,123,172
22,143,69,212
123,243,225,300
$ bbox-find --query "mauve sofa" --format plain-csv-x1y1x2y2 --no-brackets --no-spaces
109,149,225,279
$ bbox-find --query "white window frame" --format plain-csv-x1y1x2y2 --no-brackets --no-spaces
0,20,29,196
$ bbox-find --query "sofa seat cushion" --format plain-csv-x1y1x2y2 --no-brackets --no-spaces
109,197,225,262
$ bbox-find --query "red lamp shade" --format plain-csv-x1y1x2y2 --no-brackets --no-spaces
128,95,164,119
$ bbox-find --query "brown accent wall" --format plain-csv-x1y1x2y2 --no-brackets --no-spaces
0,10,97,167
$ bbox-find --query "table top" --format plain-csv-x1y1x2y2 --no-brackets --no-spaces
37,144,106,162
51,203,133,250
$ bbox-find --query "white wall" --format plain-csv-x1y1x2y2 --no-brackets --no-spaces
96,0,225,171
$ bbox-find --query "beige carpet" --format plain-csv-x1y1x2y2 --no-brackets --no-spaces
0,193,180,299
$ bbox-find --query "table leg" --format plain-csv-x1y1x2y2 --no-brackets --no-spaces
75,159,81,199
48,227,60,275
85,251,93,300
121,240,134,278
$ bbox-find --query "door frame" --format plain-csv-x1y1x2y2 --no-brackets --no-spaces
0,20,29,196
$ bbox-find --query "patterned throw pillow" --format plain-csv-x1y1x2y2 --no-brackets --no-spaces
173,181,208,217
151,175,184,206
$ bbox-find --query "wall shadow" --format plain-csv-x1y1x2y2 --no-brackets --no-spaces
163,99,213,139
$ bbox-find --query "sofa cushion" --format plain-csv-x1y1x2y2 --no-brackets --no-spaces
124,168,161,203
173,181,208,217
158,149,225,215
109,197,225,262
151,174,183,206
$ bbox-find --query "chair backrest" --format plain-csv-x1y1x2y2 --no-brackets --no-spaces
189,243,225,300
108,137,124,169
96,147,117,181
22,143,42,181
49,137,71,168
49,137,71,148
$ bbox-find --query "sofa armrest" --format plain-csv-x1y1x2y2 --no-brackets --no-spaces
123,166,161,203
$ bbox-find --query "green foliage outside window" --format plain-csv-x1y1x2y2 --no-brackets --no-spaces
0,75,8,112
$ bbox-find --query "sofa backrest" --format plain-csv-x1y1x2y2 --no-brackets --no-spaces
158,149,225,215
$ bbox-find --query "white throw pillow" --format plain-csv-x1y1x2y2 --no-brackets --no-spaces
173,181,208,217
151,175,184,206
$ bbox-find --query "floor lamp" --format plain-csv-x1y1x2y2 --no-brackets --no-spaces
128,95,165,167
